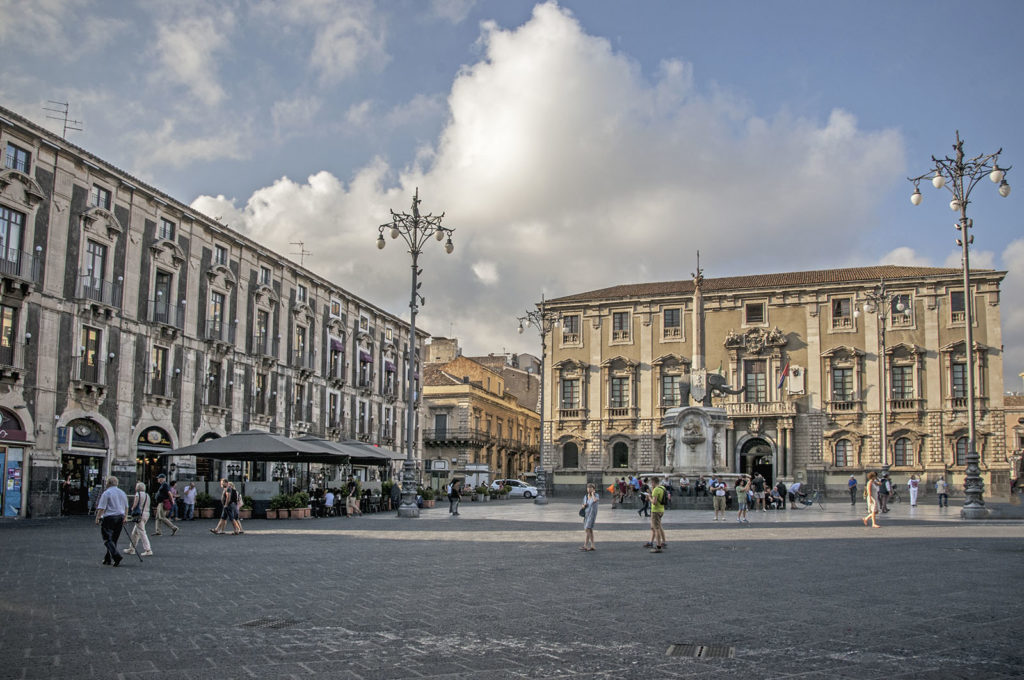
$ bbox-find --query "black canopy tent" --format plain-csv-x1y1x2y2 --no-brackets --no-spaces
166,430,348,464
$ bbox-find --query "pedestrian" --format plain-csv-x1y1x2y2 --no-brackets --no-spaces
752,473,766,511
788,480,804,508
152,473,179,536
936,477,949,508
389,477,402,511
123,482,153,557
646,478,669,552
637,477,651,517
775,479,787,510
167,480,179,520
710,475,727,521
735,475,751,523
580,483,598,551
94,476,128,567
877,473,891,513
907,474,920,507
346,476,363,516
862,471,881,528
448,478,461,516
210,479,243,535
182,482,197,520
848,475,858,505
324,488,335,516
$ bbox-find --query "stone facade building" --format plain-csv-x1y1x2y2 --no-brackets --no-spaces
541,265,1011,498
422,338,540,489
0,105,425,518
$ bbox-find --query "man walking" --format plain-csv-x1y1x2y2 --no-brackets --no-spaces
877,473,891,513
94,476,128,567
848,475,858,505
153,473,179,536
646,478,669,552
752,473,766,511
182,482,197,521
447,478,461,516
936,477,949,508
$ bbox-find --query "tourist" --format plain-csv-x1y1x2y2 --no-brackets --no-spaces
735,475,751,524
580,483,598,551
637,477,651,517
696,475,708,496
389,478,402,511
907,474,920,507
210,479,243,535
448,478,461,516
877,474,891,513
346,476,363,516
94,476,128,567
788,480,804,507
862,471,881,528
751,473,766,511
936,477,949,508
679,474,690,497
710,475,727,521
152,474,179,536
167,480,179,520
646,478,669,552
775,480,787,509
767,487,783,510
182,482,197,521
124,482,153,557
848,475,858,505
324,488,335,517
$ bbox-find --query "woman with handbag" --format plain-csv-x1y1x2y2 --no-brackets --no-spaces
124,482,153,557
579,483,599,552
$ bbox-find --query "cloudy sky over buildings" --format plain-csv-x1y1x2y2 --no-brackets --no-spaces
2,0,1022,381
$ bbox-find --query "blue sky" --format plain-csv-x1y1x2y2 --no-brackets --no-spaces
2,0,1023,383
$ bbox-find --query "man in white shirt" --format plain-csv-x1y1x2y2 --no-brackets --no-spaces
182,482,198,521
94,476,129,567
324,490,335,517
710,476,727,521
788,480,804,507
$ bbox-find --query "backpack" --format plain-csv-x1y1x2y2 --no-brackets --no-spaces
654,485,668,507
229,488,239,505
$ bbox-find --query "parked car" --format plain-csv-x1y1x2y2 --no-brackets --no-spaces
490,479,538,498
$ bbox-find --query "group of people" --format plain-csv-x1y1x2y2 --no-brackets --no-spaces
581,477,672,553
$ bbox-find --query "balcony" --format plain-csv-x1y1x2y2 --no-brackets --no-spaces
423,427,496,448
607,406,637,421
75,274,122,317
357,376,373,394
292,350,315,377
726,401,798,417
951,311,966,324
611,330,630,342
562,332,580,344
0,341,25,381
831,316,853,330
204,318,236,349
71,356,106,396
327,360,346,388
950,396,968,411
890,313,913,328
252,334,277,368
889,398,922,413
558,407,585,420
147,298,184,336
662,326,682,339
0,247,41,295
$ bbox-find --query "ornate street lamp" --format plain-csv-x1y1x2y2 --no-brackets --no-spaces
377,189,455,518
909,132,1010,518
518,294,559,505
856,280,906,469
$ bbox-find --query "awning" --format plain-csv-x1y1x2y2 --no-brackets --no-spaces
330,339,344,351
342,440,407,461
384,361,395,372
165,430,348,464
359,351,373,363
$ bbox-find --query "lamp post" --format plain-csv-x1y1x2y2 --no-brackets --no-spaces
518,294,558,505
909,131,1011,518
857,280,906,469
377,189,455,518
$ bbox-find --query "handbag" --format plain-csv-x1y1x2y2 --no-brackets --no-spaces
579,506,586,518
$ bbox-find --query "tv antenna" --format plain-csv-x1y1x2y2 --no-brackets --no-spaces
43,101,82,139
290,241,312,266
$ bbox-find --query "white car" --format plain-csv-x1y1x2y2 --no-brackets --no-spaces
490,479,538,499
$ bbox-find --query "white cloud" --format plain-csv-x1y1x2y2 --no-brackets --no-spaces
190,2,906,357
880,247,933,267
152,12,233,107
431,0,476,24
271,96,322,137
943,248,995,270
472,261,498,285
129,119,248,172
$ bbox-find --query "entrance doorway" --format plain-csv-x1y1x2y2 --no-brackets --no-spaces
61,418,109,515
740,438,774,485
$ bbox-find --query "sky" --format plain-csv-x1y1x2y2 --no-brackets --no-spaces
2,0,1023,385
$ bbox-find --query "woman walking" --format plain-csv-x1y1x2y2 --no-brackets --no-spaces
124,482,153,557
579,483,599,551
862,471,881,528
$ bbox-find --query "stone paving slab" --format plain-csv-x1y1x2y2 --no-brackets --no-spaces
1,504,1022,679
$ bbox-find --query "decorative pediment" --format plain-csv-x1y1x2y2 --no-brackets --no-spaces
725,326,787,354
149,238,185,269
81,206,123,240
652,353,690,367
291,302,315,323
940,340,987,354
328,317,345,335
821,345,865,358
600,355,635,369
0,169,46,207
885,342,924,357
553,358,588,371
205,263,236,289
253,283,277,307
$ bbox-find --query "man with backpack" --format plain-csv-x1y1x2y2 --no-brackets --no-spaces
878,473,892,513
447,478,461,516
645,478,669,553
152,473,179,536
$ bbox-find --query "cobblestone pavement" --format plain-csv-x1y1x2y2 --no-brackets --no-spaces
2,500,1022,680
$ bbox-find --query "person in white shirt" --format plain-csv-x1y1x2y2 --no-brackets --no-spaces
94,476,129,567
907,475,921,507
182,482,198,521
788,481,804,507
710,476,727,521
324,490,335,517
124,482,153,557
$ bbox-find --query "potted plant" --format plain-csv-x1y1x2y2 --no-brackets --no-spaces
196,492,216,518
291,491,311,518
475,484,489,502
420,486,436,508
499,484,510,500
239,495,253,520
267,493,290,519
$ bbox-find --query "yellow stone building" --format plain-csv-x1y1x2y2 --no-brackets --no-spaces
542,265,1011,497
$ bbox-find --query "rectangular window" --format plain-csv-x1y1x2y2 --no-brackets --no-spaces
259,266,271,286
661,374,680,406
0,304,16,366
611,311,630,341
296,284,307,303
360,316,369,331
610,376,629,408
255,373,267,414
890,294,912,327
385,327,393,342
0,205,25,271
663,308,681,338
206,361,222,407
744,359,767,403
214,244,228,266
831,298,852,329
951,362,967,399
294,325,307,365
158,218,175,241
5,143,30,173
328,392,340,427
561,378,580,409
890,365,914,400
330,298,342,318
950,291,966,323
745,302,765,325
256,309,270,353
832,367,854,402
562,314,581,344
152,270,172,324
209,291,225,337
151,346,168,395
90,185,111,210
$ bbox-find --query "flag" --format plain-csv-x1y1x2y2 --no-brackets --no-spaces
777,360,791,390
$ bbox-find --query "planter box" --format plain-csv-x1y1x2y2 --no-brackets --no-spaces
238,509,252,520
422,499,435,508
199,507,216,519
265,509,279,519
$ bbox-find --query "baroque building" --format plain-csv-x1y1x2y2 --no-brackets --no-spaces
0,104,425,518
541,265,1011,497
422,337,540,489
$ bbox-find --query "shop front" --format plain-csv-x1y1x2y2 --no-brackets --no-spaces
136,426,173,489
59,418,108,515
0,407,29,517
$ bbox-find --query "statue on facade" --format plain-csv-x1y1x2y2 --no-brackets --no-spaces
697,373,745,407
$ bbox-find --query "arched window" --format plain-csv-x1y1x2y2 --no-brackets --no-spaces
834,439,852,467
894,437,913,466
612,442,629,468
562,442,579,469
955,436,969,466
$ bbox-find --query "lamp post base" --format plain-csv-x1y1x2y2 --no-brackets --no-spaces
397,501,420,518
534,466,548,505
533,494,548,506
960,505,990,520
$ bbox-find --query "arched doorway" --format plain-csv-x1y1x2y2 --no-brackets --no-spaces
195,432,220,481
611,441,629,469
0,408,27,517
740,437,774,484
60,418,108,515
136,426,172,488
